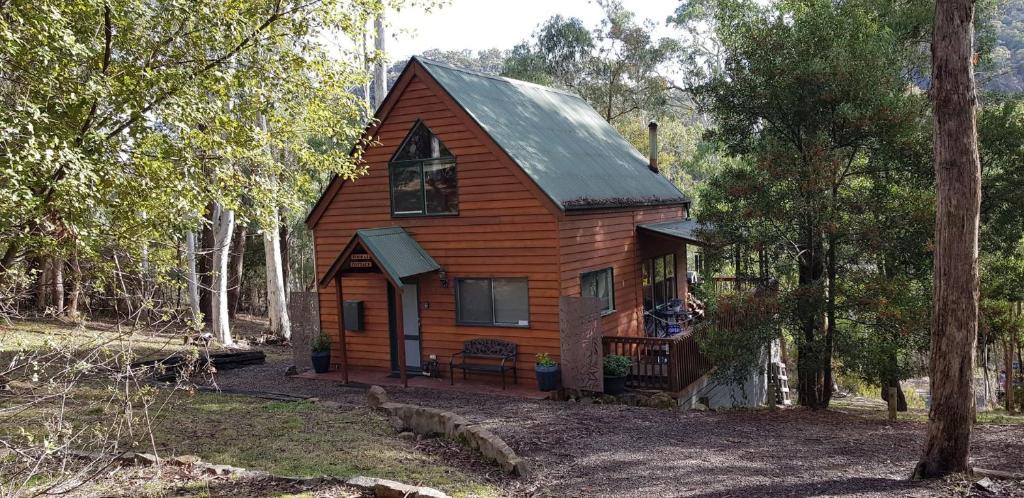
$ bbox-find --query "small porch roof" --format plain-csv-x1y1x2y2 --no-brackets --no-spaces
637,218,715,246
318,227,440,289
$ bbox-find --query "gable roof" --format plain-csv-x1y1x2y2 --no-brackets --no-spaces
306,57,690,228
319,227,440,289
415,57,689,210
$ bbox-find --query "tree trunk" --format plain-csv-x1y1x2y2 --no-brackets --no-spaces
264,208,291,340
210,203,235,345
373,12,386,109
52,255,64,316
185,231,202,324
36,256,51,312
1006,340,1015,414
67,251,82,320
227,225,247,319
914,0,982,479
199,203,215,322
279,212,289,299
796,225,829,409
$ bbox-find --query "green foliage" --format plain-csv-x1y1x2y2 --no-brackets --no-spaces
0,0,405,312
686,0,934,407
311,334,331,353
502,0,682,123
535,352,557,367
603,354,632,377
697,293,781,386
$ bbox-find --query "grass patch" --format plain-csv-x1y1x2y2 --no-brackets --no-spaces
831,398,1024,425
1,321,503,497
149,392,500,497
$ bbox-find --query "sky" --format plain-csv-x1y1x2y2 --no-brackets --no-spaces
386,0,684,60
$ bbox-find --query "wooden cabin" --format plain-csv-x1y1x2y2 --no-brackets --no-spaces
306,57,708,389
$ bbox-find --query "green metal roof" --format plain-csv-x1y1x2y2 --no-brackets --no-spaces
637,219,714,246
415,57,689,211
319,227,439,289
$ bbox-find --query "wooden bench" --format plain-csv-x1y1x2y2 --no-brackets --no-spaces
449,338,518,389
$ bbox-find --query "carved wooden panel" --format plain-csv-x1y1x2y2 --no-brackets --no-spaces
559,296,605,392
288,292,320,370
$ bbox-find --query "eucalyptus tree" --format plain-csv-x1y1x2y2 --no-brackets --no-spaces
0,0,400,334
687,0,933,409
502,0,682,123
914,0,984,479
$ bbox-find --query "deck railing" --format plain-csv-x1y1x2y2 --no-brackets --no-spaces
602,333,713,392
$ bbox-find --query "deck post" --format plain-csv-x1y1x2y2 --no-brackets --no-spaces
393,283,408,387
334,274,349,384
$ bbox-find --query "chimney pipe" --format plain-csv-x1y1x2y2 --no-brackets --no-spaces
648,121,659,173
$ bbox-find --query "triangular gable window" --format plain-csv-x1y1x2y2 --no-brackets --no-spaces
393,121,453,161
389,121,458,216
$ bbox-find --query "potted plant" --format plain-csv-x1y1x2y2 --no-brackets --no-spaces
603,354,632,395
311,334,331,374
534,353,560,391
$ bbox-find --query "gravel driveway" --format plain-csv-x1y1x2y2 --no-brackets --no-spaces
212,347,1024,497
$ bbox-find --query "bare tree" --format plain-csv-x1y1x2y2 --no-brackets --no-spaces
913,0,982,479
373,11,386,110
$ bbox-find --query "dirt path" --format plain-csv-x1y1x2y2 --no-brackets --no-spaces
214,348,1024,497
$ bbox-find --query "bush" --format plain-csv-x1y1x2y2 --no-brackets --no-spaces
603,355,632,377
311,334,331,353
535,352,557,367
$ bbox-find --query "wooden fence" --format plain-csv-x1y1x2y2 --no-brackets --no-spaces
602,333,713,392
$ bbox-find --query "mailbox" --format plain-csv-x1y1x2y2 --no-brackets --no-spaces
343,300,364,331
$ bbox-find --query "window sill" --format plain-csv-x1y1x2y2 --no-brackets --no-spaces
455,321,530,329
600,309,616,317
391,212,460,218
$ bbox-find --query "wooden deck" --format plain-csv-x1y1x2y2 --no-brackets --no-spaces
603,333,713,392
297,367,549,400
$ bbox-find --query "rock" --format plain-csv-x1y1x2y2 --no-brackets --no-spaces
367,385,388,408
398,431,416,440
305,397,319,403
119,450,157,467
284,365,298,376
373,478,420,498
389,416,407,432
579,397,594,404
346,476,382,490
649,392,676,409
693,402,709,411
414,486,451,498
203,464,238,476
974,477,1000,494
320,400,342,410
170,455,201,466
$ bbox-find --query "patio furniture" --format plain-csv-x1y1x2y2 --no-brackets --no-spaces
449,338,518,389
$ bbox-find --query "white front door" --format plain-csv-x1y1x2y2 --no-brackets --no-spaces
402,282,422,370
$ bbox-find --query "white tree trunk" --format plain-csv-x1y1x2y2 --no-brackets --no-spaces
264,208,291,339
185,231,202,324
373,11,386,110
210,203,235,345
52,256,64,316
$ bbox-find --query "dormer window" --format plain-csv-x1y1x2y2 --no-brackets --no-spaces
389,121,458,216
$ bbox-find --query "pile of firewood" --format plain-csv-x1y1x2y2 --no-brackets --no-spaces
132,351,266,382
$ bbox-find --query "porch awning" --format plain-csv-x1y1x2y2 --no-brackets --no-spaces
318,227,440,289
637,218,715,246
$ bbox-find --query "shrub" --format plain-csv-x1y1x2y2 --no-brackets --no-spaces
603,355,632,377
535,352,557,367
311,334,331,353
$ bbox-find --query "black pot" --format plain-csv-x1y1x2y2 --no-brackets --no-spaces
311,351,331,374
603,375,627,395
535,364,561,391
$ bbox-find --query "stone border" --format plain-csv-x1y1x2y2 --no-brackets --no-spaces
68,450,451,497
367,385,530,477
